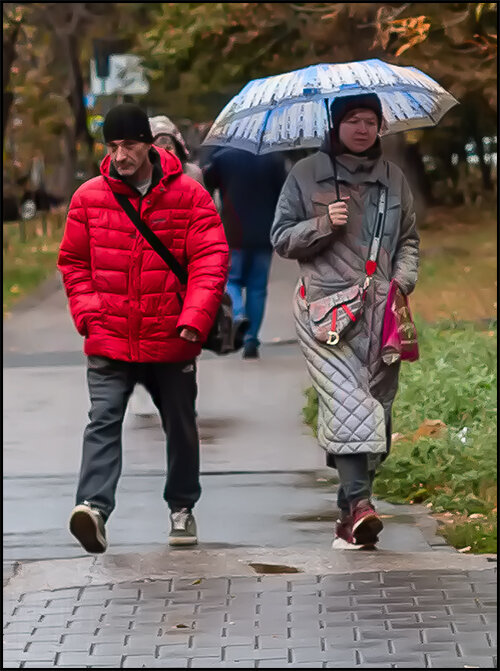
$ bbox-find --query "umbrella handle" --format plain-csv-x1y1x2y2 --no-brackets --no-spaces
324,98,340,201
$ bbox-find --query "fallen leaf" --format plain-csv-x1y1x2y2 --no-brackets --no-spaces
248,563,302,574
413,419,447,442
174,623,190,629
458,546,472,553
191,579,202,585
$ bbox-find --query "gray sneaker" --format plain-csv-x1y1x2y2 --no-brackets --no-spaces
169,508,198,546
69,502,107,554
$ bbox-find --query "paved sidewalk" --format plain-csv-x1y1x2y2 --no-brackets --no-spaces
3,566,497,668
3,255,497,668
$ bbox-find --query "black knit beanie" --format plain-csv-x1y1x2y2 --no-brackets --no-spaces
330,93,383,139
103,103,154,144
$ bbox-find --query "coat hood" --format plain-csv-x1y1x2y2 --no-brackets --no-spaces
149,115,190,161
100,146,183,195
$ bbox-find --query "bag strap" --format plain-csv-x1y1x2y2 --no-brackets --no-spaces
364,162,390,280
368,184,388,264
111,190,188,286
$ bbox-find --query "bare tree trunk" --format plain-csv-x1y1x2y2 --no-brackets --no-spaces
403,142,436,205
58,125,77,200
3,21,21,138
66,34,99,177
381,134,427,221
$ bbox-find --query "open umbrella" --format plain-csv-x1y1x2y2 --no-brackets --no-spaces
203,59,458,156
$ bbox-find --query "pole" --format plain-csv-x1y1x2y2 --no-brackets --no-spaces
324,98,340,201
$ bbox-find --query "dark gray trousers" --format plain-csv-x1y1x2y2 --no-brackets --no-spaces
76,355,200,520
328,412,393,514
334,454,377,514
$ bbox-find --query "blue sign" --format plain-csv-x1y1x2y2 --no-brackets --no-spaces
84,94,96,110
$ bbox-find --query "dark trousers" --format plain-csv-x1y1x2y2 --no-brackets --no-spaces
328,413,393,514
334,454,376,514
76,355,201,520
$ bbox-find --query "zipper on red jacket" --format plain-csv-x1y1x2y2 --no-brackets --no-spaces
129,193,143,361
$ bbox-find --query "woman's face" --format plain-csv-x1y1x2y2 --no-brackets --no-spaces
338,109,379,154
154,134,178,157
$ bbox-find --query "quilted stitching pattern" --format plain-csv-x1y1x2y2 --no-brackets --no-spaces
294,292,387,456
271,150,419,457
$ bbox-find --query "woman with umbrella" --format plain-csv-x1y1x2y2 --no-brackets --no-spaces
204,59,456,548
271,92,420,549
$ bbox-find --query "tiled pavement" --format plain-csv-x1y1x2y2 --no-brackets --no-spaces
3,569,496,668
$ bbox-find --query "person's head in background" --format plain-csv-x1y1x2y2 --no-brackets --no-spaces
153,133,187,163
149,116,189,165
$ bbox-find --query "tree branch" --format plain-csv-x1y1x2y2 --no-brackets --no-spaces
289,3,338,14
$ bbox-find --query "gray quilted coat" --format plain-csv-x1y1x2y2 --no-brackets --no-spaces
270,149,419,462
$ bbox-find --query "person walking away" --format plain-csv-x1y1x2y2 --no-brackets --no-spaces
129,115,206,419
203,147,287,359
58,103,229,553
270,94,419,549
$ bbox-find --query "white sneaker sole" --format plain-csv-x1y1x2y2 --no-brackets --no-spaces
332,537,376,551
70,505,107,554
168,536,198,546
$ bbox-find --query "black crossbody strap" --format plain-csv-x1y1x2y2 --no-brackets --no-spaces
367,161,391,266
367,184,388,265
112,191,188,285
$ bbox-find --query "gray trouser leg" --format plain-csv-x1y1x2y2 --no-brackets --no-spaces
76,356,136,520
143,360,201,511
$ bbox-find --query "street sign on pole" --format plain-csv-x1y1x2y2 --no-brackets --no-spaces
90,55,149,96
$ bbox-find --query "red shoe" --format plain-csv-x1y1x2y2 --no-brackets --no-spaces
334,513,353,541
351,499,383,546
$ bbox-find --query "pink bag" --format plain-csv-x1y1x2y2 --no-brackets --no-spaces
381,280,419,364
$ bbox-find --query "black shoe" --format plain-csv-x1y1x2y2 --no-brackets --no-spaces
169,508,198,546
243,342,259,359
69,502,107,554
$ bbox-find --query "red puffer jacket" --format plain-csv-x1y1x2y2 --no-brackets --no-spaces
58,147,229,362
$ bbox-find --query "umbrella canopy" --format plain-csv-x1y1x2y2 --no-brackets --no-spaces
203,59,458,155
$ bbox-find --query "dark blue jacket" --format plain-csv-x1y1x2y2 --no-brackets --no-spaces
203,148,287,250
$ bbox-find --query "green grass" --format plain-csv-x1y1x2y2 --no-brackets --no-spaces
3,216,64,315
302,320,497,554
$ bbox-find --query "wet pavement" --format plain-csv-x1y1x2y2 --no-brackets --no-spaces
4,471,446,563
3,256,497,667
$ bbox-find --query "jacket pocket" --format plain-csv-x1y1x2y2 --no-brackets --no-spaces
82,293,105,334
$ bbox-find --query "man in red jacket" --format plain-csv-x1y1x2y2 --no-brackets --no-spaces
58,104,229,554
